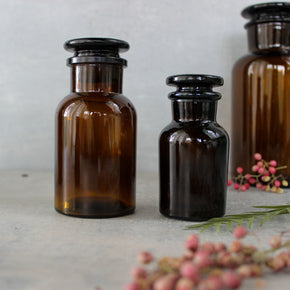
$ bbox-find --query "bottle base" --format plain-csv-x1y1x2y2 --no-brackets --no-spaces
160,210,225,222
55,197,135,218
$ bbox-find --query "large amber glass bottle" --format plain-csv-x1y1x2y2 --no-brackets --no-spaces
55,38,136,217
232,3,290,182
159,75,229,221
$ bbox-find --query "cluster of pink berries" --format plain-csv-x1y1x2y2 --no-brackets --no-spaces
228,153,288,193
124,225,290,290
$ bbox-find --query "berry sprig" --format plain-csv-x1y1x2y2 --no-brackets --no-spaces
228,153,288,193
124,226,290,290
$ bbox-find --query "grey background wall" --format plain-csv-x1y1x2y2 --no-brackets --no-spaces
0,0,275,172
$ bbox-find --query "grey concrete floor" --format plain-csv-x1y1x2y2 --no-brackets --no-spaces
0,171,289,289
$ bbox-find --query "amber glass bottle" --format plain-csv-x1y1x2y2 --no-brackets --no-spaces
55,38,136,217
232,2,290,182
159,75,229,221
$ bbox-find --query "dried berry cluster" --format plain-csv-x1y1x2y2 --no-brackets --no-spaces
228,153,288,193
125,226,290,290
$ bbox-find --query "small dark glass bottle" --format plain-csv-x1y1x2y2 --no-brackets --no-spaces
55,38,136,218
159,75,229,221
232,2,290,182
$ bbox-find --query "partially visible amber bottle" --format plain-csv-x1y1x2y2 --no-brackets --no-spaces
55,38,136,217
159,75,229,221
232,2,290,182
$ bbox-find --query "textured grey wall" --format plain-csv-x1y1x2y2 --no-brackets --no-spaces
0,0,275,172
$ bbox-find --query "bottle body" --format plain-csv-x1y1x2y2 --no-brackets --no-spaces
159,75,229,221
232,53,290,179
55,92,136,217
231,5,290,181
55,38,136,217
159,120,229,221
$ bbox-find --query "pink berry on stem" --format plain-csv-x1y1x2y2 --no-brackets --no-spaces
230,240,243,253
221,271,241,289
263,171,270,176
153,273,179,290
233,226,247,239
240,185,247,192
269,167,276,174
236,167,243,174
227,180,232,186
249,178,256,184
252,165,258,172
274,180,281,187
258,167,265,174
175,278,195,290
137,251,154,264
180,262,200,283
256,183,263,189
234,183,240,190
245,174,251,180
254,153,262,160
245,183,250,189
269,160,277,167
269,236,282,248
193,251,212,269
257,161,263,167
185,234,199,252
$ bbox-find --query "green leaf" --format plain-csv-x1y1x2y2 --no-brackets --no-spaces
227,221,233,232
248,217,254,229
260,214,272,226
216,223,221,233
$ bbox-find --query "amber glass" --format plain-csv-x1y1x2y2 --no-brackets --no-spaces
55,41,136,217
232,4,290,182
159,75,229,221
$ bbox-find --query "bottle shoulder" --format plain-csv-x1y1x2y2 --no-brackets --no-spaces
56,92,136,117
233,53,290,72
160,121,229,144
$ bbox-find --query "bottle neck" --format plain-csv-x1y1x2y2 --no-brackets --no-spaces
71,63,123,93
247,22,290,54
172,99,217,122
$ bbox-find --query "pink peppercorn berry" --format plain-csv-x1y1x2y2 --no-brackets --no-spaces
254,153,262,160
252,165,259,172
180,262,200,283
175,278,195,290
227,180,232,186
269,160,277,167
269,236,282,248
138,251,154,264
258,167,265,174
234,183,240,190
256,183,263,189
236,167,243,174
269,167,276,174
185,234,199,252
274,180,281,187
233,226,247,239
194,251,212,269
240,185,247,192
245,173,251,180
221,271,241,289
257,161,264,167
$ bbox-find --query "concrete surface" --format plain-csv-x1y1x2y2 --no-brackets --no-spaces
0,171,289,289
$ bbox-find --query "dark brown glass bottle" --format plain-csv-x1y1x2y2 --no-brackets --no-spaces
232,3,290,182
55,38,136,217
159,75,229,221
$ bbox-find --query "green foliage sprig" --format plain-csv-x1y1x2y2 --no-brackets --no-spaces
186,204,290,233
